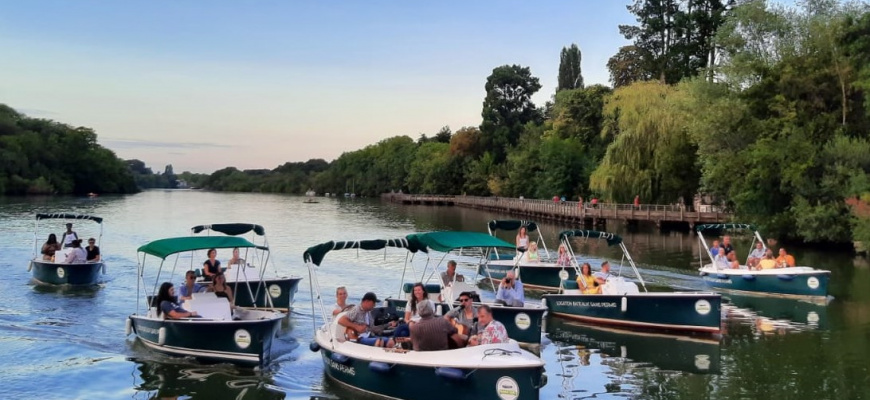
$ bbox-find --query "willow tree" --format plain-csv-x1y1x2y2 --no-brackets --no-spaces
589,81,699,204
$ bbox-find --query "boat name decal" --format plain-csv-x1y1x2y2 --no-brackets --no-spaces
137,326,160,336
554,301,618,308
702,277,732,284
326,359,356,376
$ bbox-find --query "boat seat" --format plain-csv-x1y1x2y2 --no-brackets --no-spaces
185,292,232,320
333,311,350,342
402,282,442,295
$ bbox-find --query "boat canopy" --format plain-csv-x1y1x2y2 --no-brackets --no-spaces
559,230,623,246
138,236,264,259
303,238,409,266
406,231,516,253
488,220,538,233
190,223,266,236
35,213,103,224
695,223,756,233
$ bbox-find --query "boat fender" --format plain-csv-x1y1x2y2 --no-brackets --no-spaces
699,271,707,276
330,352,350,364
536,372,548,389
435,367,467,381
777,274,795,281
309,342,320,352
716,274,729,280
125,318,132,336
369,361,392,374
157,327,166,346
541,298,547,309
741,275,755,281
27,262,33,272
621,297,628,313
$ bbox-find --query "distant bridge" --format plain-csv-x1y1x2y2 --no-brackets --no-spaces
381,194,731,229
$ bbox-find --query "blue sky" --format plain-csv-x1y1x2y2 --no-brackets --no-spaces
0,1,636,173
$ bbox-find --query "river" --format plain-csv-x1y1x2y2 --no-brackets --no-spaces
0,190,868,399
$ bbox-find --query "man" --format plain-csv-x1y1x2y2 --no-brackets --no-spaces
721,235,734,256
338,292,396,346
178,270,207,300
714,250,730,269
710,240,721,257
441,260,465,287
747,242,766,268
468,305,508,346
85,237,101,262
410,300,462,351
594,261,611,286
61,223,78,248
776,248,796,268
444,291,477,340
495,270,524,307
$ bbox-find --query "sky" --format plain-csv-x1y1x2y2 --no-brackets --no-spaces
0,1,637,173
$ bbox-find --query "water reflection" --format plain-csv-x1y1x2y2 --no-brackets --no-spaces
131,357,286,400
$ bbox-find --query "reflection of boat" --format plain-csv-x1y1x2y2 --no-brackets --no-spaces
546,317,721,374
131,357,285,399
191,223,302,311
478,220,577,290
304,233,546,400
696,224,830,299
28,213,106,286
303,198,319,204
542,230,722,334
127,236,285,367
725,292,828,329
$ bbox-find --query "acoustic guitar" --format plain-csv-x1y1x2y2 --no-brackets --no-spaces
451,319,472,336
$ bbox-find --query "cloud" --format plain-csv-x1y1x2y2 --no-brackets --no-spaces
100,139,234,150
15,108,59,117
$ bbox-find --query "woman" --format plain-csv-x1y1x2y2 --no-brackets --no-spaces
155,282,199,319
576,263,600,294
332,286,353,316
202,248,221,281
524,242,540,263
556,244,572,267
209,272,234,304
393,282,431,339
226,247,245,268
516,227,530,251
727,251,741,269
41,234,61,261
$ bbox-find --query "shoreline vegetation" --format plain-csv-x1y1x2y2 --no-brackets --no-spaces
3,1,870,245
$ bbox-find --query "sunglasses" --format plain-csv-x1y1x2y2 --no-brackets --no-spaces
460,298,470,302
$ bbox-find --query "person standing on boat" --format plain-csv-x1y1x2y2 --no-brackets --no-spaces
516,227,530,251
61,223,78,248
178,270,206,300
467,305,508,346
410,300,461,351
496,271,524,307
41,234,61,261
64,239,87,263
202,248,221,281
155,282,199,319
441,260,465,287
747,242,766,268
338,292,395,347
332,286,353,317
85,237,100,262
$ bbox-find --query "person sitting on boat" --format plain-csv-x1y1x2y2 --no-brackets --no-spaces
202,248,221,281
556,244,572,267
576,263,601,294
41,233,61,261
776,248,796,268
593,261,612,286
441,260,465,287
444,291,478,342
155,282,199,319
721,235,735,256
757,250,777,270
332,286,354,317
727,251,741,269
410,300,462,351
85,237,100,262
338,292,396,347
710,240,721,257
61,223,78,248
64,239,87,264
393,282,433,340
178,270,207,300
516,226,529,251
523,242,541,263
495,271,525,307
467,305,508,346
208,272,234,304
714,250,730,269
747,242,766,268
226,247,245,269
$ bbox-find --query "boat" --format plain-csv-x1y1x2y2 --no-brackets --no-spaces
190,223,303,311
546,317,721,374
304,234,547,400
696,223,831,299
126,236,285,368
28,213,106,286
478,220,577,291
542,230,722,334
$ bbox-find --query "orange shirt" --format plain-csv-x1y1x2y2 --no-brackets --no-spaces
776,255,795,268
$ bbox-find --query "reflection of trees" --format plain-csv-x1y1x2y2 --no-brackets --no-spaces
132,358,285,400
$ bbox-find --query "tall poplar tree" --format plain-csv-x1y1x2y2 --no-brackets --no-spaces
557,44,584,91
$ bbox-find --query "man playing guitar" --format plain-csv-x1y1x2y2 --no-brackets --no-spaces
338,292,396,347
444,291,477,345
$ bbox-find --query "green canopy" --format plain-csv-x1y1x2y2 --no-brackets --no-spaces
695,223,756,233
303,238,409,266
559,230,623,246
138,236,264,259
488,220,538,233
191,223,266,236
405,231,516,253
36,213,103,224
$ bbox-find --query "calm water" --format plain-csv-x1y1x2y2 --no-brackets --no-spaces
1,191,868,400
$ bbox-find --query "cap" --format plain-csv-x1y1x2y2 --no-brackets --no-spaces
417,300,434,318
362,292,378,303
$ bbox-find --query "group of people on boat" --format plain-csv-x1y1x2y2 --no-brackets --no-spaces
201,247,245,281
40,223,101,264
152,268,236,319
575,261,611,294
710,235,797,270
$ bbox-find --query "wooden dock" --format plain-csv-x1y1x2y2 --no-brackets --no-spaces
381,194,731,229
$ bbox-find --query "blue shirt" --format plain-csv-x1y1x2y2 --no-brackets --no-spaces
160,300,187,318
178,282,206,298
496,279,525,307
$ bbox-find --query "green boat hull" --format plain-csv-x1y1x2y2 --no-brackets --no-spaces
542,292,722,334
700,269,830,299
231,277,301,310
30,260,103,286
478,262,576,291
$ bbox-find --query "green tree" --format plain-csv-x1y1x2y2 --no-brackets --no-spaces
607,45,653,87
480,64,543,162
557,44,584,91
